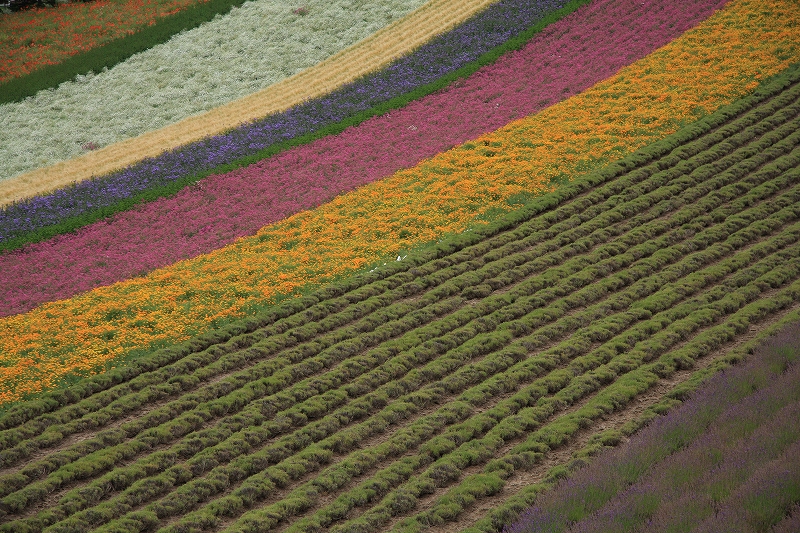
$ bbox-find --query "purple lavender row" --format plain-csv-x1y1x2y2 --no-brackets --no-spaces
0,0,569,243
566,366,800,532
504,321,800,533
698,454,800,533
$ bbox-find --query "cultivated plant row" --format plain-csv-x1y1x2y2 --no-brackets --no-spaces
1,71,799,531
505,320,800,533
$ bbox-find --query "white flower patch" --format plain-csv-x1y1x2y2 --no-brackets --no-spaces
0,0,428,181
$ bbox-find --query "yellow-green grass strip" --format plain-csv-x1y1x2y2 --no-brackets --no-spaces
0,0,497,206
0,0,798,406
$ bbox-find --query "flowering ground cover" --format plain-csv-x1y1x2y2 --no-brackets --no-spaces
0,0,208,83
0,0,573,227
0,0,429,179
0,0,269,105
0,73,799,530
0,0,729,316
0,0,797,406
504,321,800,533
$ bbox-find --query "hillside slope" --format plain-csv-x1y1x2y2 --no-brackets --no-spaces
0,63,798,532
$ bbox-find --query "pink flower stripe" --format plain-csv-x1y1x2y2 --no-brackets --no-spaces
0,0,726,317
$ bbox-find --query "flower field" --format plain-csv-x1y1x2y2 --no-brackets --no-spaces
1,0,797,401
0,0,728,315
1,0,799,530
0,0,208,83
0,0,430,179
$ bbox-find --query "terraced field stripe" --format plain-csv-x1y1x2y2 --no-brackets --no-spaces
3,0,798,409
0,0,497,198
0,0,732,312
1,76,799,531
0,71,795,437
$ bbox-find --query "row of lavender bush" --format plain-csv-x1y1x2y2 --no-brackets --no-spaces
0,0,577,249
505,319,800,533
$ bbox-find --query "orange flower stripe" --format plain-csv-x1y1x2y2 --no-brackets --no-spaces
1,0,798,405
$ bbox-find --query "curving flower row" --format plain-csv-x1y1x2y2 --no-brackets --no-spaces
0,0,797,406
0,0,430,179
0,0,729,316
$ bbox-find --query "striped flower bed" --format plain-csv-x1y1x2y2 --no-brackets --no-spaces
0,0,797,406
0,0,430,179
0,0,571,229
0,0,728,316
1,0,799,528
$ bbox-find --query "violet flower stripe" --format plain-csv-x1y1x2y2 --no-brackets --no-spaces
567,371,800,533
503,322,800,533
0,0,569,243
0,0,727,317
